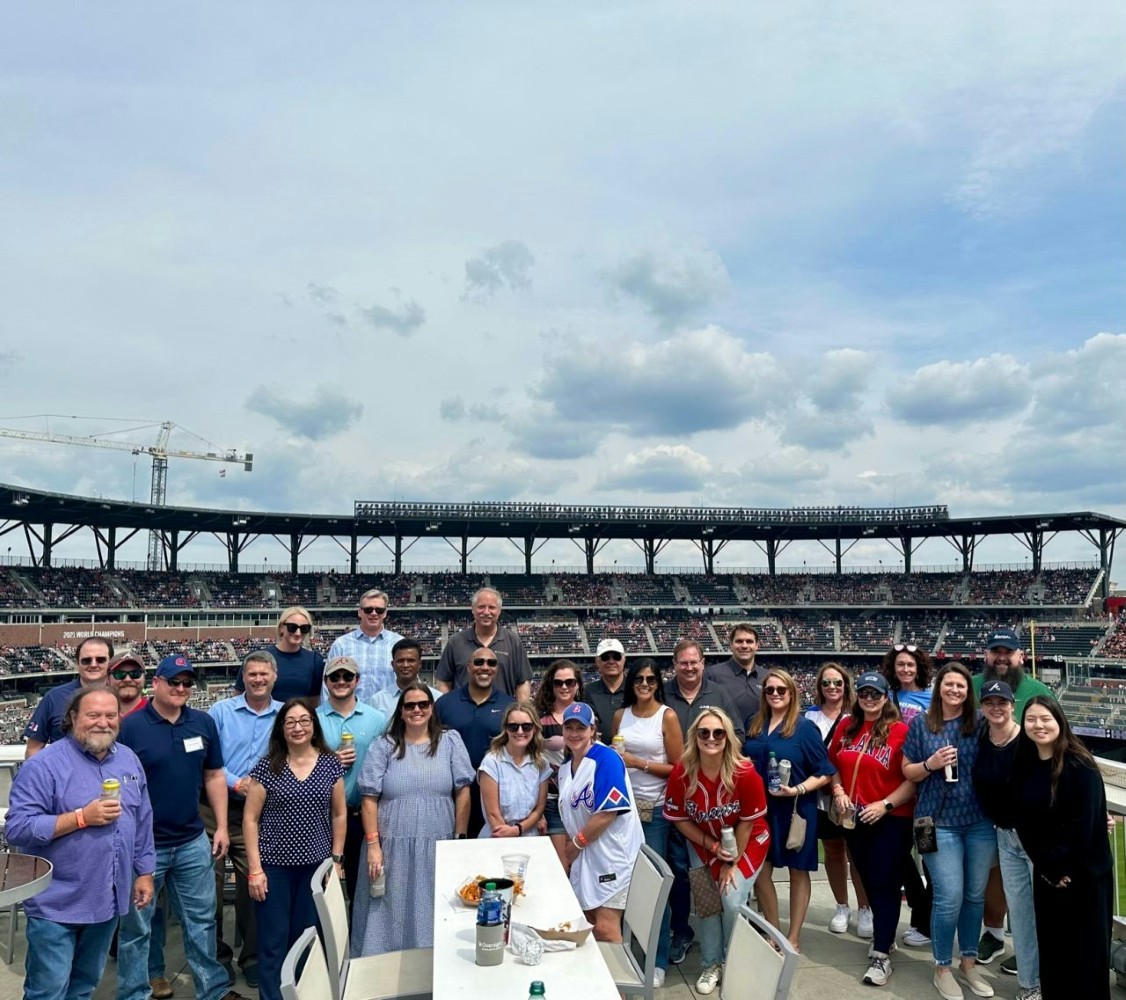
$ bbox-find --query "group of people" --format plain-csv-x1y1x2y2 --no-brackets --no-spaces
6,591,1116,1000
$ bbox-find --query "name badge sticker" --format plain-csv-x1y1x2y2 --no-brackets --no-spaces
184,736,204,753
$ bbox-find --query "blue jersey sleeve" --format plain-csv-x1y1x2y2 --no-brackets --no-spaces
590,743,632,813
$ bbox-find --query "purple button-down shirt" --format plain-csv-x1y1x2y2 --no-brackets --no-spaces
5,736,155,923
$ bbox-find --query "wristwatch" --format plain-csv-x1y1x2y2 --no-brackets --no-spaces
331,854,345,863
883,800,894,812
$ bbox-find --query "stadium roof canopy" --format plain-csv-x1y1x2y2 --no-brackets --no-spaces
1,483,1121,587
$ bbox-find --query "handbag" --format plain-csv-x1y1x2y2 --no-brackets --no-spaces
687,864,723,919
912,777,950,855
785,799,808,851
635,798,657,823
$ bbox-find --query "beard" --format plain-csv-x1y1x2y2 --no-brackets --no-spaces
983,661,1025,690
77,730,116,756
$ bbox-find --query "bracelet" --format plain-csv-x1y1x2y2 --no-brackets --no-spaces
575,830,589,848
831,786,845,797
796,783,805,796
643,760,649,773
74,807,87,829
922,760,932,773
365,832,380,843
516,822,524,836
248,871,265,881
571,835,585,851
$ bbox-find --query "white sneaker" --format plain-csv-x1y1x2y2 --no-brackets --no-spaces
868,941,897,957
829,903,852,933
933,966,965,1000
857,906,874,939
652,967,665,988
863,953,892,987
903,926,931,947
696,964,722,995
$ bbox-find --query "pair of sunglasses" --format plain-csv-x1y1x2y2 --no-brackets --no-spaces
283,622,312,635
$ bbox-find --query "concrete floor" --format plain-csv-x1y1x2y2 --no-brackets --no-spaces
2,873,1121,1000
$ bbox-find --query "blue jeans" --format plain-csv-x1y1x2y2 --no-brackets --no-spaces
255,862,321,1000
666,827,693,942
25,915,117,1000
996,827,1039,989
928,820,997,966
640,810,672,970
687,846,759,968
117,832,230,1000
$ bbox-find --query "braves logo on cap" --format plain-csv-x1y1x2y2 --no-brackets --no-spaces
985,682,1002,694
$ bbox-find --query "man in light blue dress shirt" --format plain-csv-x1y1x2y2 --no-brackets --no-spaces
316,656,387,905
324,588,404,704
370,638,441,729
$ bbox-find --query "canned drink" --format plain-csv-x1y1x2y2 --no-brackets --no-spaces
778,759,792,787
612,735,626,755
369,870,386,898
341,732,354,745
101,779,121,800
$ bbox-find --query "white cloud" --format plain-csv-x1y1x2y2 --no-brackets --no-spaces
463,240,535,300
595,444,712,493
887,354,1032,427
606,244,730,329
358,298,425,337
244,384,363,441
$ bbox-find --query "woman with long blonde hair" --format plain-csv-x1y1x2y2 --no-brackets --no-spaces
478,701,551,837
664,708,768,997
743,669,833,952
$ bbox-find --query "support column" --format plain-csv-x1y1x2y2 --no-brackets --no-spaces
524,537,534,575
394,535,403,575
42,523,53,568
290,533,301,575
169,530,179,572
767,539,778,576
350,535,358,574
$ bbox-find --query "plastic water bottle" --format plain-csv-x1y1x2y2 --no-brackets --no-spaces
767,752,781,793
475,883,504,966
528,982,546,998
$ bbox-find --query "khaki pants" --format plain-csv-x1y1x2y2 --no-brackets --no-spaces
200,798,257,969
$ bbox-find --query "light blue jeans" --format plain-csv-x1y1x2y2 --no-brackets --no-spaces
928,819,997,966
996,827,1039,989
640,808,672,970
25,915,117,1000
117,832,230,1000
688,845,759,968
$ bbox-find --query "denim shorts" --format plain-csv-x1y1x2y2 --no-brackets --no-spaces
543,794,566,835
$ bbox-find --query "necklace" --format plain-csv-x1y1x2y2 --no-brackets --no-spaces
989,723,1019,747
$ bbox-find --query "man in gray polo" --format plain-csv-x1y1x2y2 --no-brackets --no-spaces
435,587,531,701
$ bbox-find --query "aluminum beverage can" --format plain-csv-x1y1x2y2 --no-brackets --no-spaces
101,779,121,800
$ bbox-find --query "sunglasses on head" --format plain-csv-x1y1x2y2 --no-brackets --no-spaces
283,622,312,635
820,678,845,688
164,677,194,689
402,700,431,711
893,644,918,653
472,657,498,667
112,668,144,681
763,685,789,696
633,675,658,687
79,656,109,666
598,650,623,661
326,670,357,683
361,606,387,615
553,677,578,688
506,722,535,734
696,727,727,741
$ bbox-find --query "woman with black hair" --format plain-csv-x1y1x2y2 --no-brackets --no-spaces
611,657,684,985
1013,696,1112,1000
354,682,474,956
244,698,346,1000
535,658,587,863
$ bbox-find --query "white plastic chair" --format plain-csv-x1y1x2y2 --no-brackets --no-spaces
720,903,800,1000
280,926,332,1000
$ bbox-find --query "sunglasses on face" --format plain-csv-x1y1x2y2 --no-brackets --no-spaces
361,606,387,615
472,657,498,667
111,668,144,681
506,722,535,734
696,728,727,741
79,656,109,666
633,676,658,687
598,651,623,662
326,670,357,683
857,689,884,700
763,685,789,696
164,677,194,689
402,701,432,712
893,644,918,653
820,678,844,688
283,622,312,635
553,677,578,688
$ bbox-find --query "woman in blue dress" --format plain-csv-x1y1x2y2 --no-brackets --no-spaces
743,668,833,952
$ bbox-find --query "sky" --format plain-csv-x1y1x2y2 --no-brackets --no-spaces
1,2,1124,578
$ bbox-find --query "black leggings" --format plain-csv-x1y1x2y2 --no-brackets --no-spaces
845,816,914,956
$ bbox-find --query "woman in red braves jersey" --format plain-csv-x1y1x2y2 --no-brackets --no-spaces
664,708,768,997
829,672,916,990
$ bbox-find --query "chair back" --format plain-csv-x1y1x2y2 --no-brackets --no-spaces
310,857,350,1000
721,903,799,1000
622,843,673,973
280,926,333,1000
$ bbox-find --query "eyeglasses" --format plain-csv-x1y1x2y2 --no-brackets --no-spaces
506,722,535,734
553,677,578,688
820,678,845,688
79,656,109,666
696,728,727,741
402,701,432,712
326,670,357,683
763,685,789,696
163,677,194,689
283,622,312,635
472,657,498,667
893,644,918,653
598,651,623,661
111,668,144,681
361,606,387,615
284,718,313,729
857,689,884,700
633,676,658,687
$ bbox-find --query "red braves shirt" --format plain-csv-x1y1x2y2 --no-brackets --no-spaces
664,761,769,879
828,719,913,818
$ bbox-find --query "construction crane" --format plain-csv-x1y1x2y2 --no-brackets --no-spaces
0,418,253,569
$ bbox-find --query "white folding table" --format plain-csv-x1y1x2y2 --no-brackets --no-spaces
432,838,621,999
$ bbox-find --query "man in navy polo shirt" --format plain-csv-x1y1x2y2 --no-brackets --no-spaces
118,655,243,1000
23,635,115,757
435,647,514,837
